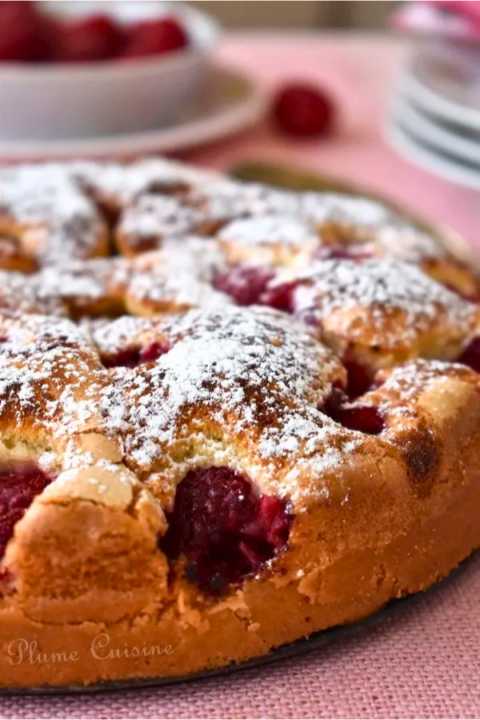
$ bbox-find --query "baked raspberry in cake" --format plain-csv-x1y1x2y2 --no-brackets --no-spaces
0,158,479,689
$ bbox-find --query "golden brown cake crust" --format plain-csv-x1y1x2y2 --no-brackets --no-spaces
0,159,479,688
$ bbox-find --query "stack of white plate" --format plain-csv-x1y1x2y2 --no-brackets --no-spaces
386,42,480,190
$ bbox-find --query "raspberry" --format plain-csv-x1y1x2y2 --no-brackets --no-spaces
102,340,170,368
102,347,141,369
343,360,373,399
259,280,299,312
0,2,50,62
53,15,124,63
213,266,275,306
321,384,384,435
272,83,335,138
333,404,384,435
121,17,189,59
140,340,171,363
457,337,480,373
0,464,53,559
161,467,291,595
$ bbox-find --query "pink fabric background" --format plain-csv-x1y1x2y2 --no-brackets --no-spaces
1,34,479,719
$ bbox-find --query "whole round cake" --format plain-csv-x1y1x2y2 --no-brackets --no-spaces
0,158,479,689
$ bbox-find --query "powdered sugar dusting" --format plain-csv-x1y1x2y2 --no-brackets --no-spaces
300,192,392,227
218,215,320,266
219,215,319,247
0,305,364,504
0,239,229,317
289,259,470,313
0,164,104,262
0,157,477,512
70,158,219,205
0,314,105,437
96,307,355,501
119,195,201,249
280,259,476,345
125,238,229,312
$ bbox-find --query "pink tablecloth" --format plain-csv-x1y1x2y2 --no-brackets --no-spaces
1,559,479,719
1,34,480,720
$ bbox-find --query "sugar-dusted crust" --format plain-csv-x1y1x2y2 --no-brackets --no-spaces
0,159,479,688
267,259,478,373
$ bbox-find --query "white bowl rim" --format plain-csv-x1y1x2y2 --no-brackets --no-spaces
0,2,220,81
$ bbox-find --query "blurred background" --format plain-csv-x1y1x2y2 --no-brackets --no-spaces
190,2,393,30
0,0,478,252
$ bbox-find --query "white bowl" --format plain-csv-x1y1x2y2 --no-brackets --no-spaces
0,1,220,141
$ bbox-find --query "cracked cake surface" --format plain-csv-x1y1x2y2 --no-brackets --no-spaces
0,158,479,688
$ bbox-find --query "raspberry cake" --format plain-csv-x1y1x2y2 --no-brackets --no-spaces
0,159,479,688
